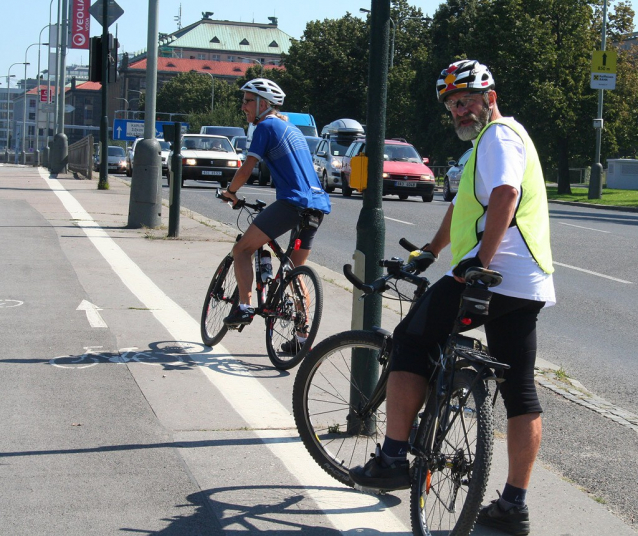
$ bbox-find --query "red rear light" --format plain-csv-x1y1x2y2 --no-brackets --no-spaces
294,239,301,251
461,317,472,326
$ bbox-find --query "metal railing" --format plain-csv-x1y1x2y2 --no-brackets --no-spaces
68,134,94,180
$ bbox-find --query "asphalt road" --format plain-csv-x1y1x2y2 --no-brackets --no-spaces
162,178,638,528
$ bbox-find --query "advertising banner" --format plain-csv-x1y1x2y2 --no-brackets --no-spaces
71,0,90,49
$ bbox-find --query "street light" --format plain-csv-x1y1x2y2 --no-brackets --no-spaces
23,42,47,164
6,62,28,162
190,69,214,112
238,56,264,73
1,74,16,158
359,8,423,68
35,24,52,166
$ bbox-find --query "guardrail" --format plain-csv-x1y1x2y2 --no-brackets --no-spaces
68,135,94,180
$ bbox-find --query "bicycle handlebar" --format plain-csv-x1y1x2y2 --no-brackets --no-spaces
215,188,266,212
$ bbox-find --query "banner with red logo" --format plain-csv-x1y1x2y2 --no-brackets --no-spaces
71,0,90,49
40,88,50,103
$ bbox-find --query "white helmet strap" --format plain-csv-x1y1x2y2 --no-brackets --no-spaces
252,95,274,125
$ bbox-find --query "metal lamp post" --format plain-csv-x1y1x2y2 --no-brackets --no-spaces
190,69,214,112
2,74,16,159
35,25,52,167
116,97,129,119
7,62,28,162
23,43,43,164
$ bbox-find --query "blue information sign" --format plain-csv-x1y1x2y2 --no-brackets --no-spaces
113,119,189,141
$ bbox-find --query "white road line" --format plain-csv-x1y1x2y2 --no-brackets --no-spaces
40,169,410,534
384,216,414,225
558,222,610,233
554,262,633,284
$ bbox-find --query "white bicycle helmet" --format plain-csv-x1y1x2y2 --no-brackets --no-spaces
241,78,286,106
436,60,495,103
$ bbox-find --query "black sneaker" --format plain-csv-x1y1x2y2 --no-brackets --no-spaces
476,497,530,535
281,338,304,354
223,307,255,326
349,444,410,491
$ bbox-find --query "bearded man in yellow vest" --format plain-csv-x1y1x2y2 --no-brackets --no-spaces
350,60,555,536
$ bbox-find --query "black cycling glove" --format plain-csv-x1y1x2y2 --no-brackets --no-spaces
452,255,483,279
408,250,437,271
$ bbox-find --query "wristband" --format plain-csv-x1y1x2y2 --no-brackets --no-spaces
226,187,237,195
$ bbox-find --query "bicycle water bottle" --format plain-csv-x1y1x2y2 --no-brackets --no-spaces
260,250,273,282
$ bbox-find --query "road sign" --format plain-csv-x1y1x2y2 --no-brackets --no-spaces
590,50,617,90
113,119,189,141
591,73,616,90
591,50,617,74
89,0,124,28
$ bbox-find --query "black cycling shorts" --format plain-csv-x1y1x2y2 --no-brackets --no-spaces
252,199,324,250
390,275,545,419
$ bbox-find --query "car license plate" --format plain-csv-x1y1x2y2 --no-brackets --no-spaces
202,170,222,176
395,181,417,187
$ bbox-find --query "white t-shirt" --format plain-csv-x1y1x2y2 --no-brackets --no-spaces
450,122,556,306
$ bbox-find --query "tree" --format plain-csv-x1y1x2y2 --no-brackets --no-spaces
277,14,370,130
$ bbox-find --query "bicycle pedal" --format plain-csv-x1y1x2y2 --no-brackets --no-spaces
354,484,387,495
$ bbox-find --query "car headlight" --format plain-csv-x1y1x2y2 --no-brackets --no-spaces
331,159,342,169
227,160,239,167
382,172,390,178
184,158,197,166
421,174,435,181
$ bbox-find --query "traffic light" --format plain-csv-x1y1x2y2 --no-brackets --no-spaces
89,34,119,83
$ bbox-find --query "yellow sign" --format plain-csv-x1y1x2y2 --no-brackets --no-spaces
591,50,617,74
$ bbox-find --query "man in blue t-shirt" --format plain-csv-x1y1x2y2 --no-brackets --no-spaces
221,78,331,348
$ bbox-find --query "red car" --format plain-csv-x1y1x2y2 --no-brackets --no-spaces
341,138,436,202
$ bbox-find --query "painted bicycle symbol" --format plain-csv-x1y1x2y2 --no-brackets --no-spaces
49,345,190,369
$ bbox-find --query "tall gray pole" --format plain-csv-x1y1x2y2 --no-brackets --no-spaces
98,0,110,189
56,0,68,135
53,0,61,137
589,0,607,200
50,0,68,174
22,44,39,165
127,0,162,228
348,0,390,434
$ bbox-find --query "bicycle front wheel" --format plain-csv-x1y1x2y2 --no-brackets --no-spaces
410,369,494,536
265,265,323,370
200,255,238,347
292,330,391,487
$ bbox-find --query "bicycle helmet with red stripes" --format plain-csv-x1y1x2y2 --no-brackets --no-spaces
436,60,495,102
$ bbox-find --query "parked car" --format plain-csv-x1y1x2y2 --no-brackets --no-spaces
167,134,241,188
314,119,365,193
305,136,322,156
199,125,245,140
95,145,127,174
126,138,171,177
444,148,473,201
341,138,436,202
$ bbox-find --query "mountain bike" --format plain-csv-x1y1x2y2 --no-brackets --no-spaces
200,191,324,370
292,239,509,535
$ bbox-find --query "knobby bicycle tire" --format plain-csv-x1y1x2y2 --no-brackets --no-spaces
410,368,494,536
200,255,238,347
265,265,323,370
292,330,391,486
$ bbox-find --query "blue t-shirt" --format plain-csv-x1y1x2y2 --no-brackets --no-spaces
248,116,331,214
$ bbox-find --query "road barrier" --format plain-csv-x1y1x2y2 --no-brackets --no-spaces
68,135,94,180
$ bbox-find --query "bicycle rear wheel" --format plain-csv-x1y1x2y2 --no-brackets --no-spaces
265,265,323,370
200,255,238,347
410,369,494,536
292,330,391,487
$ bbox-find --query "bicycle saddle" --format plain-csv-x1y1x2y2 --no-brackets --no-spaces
464,267,503,288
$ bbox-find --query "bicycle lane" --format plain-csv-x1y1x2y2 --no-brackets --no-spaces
27,167,415,533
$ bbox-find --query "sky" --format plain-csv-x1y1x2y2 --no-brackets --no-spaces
1,0,637,88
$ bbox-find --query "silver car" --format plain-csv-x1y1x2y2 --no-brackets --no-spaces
444,148,473,201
